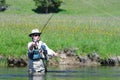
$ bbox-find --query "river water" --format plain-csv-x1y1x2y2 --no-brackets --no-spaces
0,66,120,80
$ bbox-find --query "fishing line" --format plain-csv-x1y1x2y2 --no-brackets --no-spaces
83,0,120,21
41,14,54,33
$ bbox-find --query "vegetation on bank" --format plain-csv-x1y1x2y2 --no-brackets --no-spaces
0,0,120,58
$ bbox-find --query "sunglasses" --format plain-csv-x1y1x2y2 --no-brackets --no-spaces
33,34,40,36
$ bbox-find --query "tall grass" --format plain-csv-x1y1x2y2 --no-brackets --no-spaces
0,0,120,58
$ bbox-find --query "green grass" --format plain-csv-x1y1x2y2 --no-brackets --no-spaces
0,0,120,58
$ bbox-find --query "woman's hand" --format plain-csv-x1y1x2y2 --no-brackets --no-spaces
53,53,58,57
29,42,37,50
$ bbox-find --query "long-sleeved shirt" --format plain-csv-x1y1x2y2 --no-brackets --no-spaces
28,41,55,57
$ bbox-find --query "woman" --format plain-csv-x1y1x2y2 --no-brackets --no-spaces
28,29,57,73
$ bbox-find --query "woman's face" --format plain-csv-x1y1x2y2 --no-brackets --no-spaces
32,34,40,42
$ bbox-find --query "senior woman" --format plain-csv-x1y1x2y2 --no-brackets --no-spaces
28,29,57,73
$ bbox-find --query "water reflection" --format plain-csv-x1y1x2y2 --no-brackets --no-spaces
1,66,120,80
29,73,46,80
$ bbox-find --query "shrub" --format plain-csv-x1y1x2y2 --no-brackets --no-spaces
33,0,62,13
0,0,5,6
0,0,7,11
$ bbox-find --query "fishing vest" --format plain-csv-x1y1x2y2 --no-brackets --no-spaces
28,43,47,61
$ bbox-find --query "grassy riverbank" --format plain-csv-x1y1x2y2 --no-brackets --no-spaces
0,0,120,58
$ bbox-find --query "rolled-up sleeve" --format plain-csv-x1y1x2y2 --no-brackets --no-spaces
28,42,33,59
28,42,33,56
42,43,55,56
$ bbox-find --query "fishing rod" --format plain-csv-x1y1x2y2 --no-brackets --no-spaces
41,14,54,33
39,14,54,72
